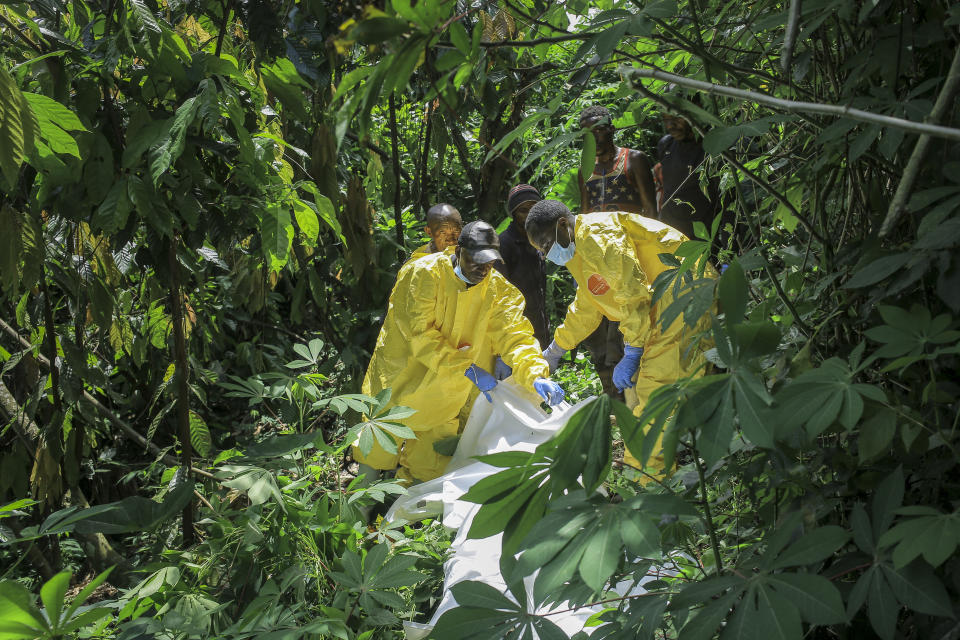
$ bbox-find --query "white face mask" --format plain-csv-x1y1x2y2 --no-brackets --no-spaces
453,262,472,284
545,221,575,266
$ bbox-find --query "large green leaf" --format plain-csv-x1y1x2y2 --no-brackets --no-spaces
0,68,37,189
22,92,87,159
767,573,846,625
149,96,200,185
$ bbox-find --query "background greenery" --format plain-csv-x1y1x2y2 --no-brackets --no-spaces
1,0,959,638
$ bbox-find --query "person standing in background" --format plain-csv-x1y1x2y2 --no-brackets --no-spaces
495,184,549,349
655,112,719,242
408,203,464,263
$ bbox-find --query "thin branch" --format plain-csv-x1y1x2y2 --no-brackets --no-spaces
478,32,593,48
388,93,404,252
781,0,801,74
345,132,412,181
214,0,231,57
622,66,960,142
0,13,44,54
692,434,724,574
879,44,960,236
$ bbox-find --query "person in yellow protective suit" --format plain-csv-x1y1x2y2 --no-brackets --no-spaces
355,221,566,483
407,203,463,264
524,200,715,481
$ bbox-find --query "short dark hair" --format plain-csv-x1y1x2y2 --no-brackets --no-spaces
525,199,571,236
579,105,611,124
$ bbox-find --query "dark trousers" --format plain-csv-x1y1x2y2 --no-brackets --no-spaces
581,318,624,400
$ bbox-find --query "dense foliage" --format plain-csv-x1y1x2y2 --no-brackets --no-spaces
2,0,959,638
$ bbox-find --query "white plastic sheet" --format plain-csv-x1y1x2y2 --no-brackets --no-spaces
387,383,663,639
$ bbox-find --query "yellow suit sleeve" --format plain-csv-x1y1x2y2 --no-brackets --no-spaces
394,264,474,379
553,285,604,351
488,279,550,389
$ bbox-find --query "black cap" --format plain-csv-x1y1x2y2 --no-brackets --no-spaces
457,221,502,264
507,184,541,214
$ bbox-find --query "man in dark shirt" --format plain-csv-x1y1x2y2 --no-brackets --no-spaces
656,113,719,241
495,184,549,349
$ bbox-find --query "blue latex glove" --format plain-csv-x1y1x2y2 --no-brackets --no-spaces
612,345,644,392
494,356,512,381
465,364,497,402
542,340,567,373
533,378,566,406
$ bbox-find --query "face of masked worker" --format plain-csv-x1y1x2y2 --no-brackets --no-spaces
455,247,494,284
529,216,574,260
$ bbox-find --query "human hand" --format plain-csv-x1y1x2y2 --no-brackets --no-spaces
465,364,497,402
612,345,644,391
533,377,565,406
542,340,567,373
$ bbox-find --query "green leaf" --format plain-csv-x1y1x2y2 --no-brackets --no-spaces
189,411,211,458
871,464,903,536
866,570,898,640
773,526,849,568
54,607,111,635
261,59,310,121
450,580,518,611
620,510,660,558
449,20,470,54
149,96,200,185
718,260,748,324
767,573,846,625
262,204,294,272
578,513,621,592
60,567,113,625
0,67,37,188
22,92,86,158
845,253,911,288
352,17,409,44
882,562,953,617
293,198,320,245
670,576,743,610
431,606,518,639
468,481,539,539
858,409,896,463
91,177,132,234
678,591,740,640
580,130,596,181
0,205,22,295
39,572,71,629
730,321,781,359
242,431,320,458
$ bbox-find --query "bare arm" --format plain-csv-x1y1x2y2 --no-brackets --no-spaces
578,169,589,214
627,150,658,217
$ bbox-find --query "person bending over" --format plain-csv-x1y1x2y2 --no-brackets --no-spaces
526,200,714,482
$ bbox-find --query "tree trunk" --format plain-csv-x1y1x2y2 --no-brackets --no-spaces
167,237,194,547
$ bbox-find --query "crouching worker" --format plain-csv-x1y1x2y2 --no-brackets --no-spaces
525,200,715,483
354,221,566,485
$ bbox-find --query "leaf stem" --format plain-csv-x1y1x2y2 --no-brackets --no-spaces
691,434,723,574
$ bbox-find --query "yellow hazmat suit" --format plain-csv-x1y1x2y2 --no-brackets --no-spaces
356,250,550,482
552,211,715,475
407,242,433,264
